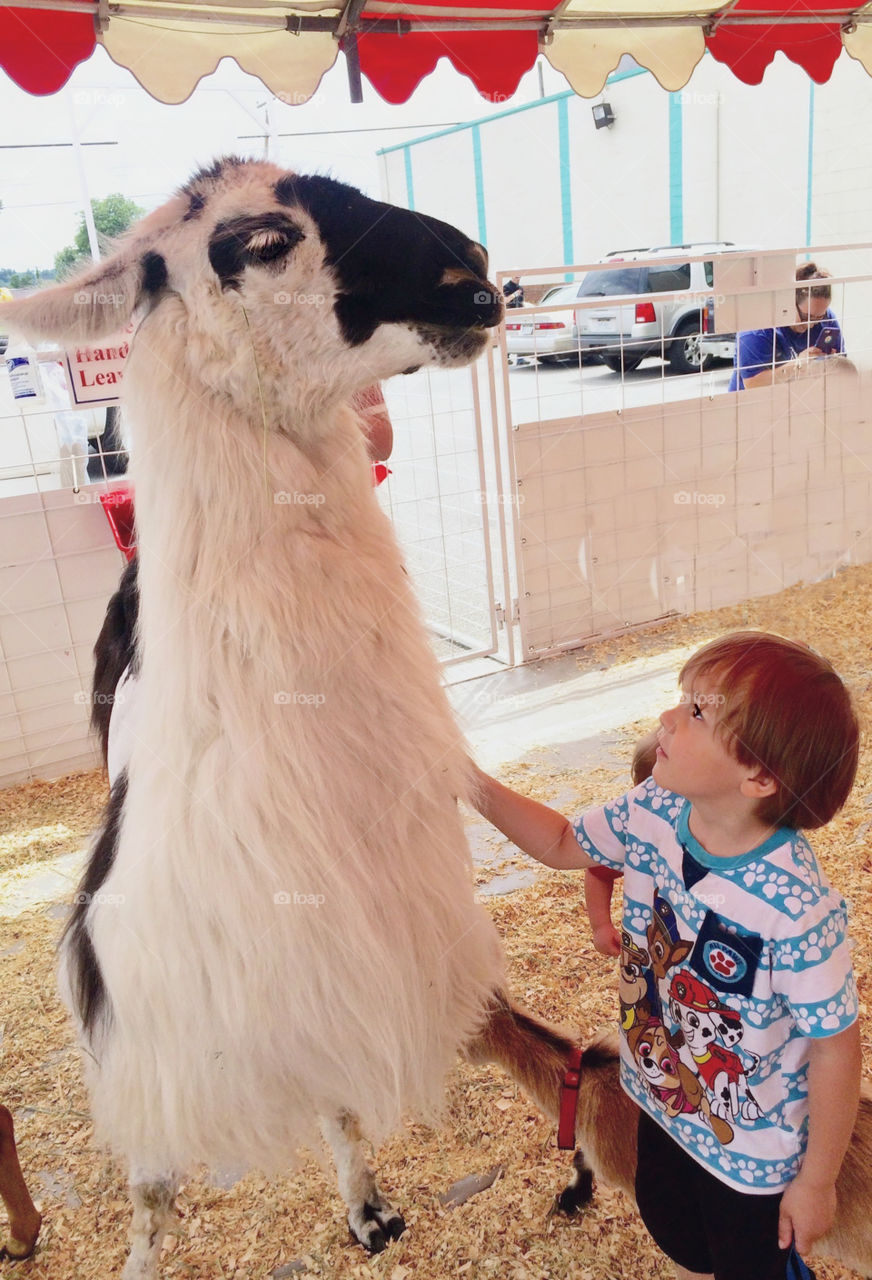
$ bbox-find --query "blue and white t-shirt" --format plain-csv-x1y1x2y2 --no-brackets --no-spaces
728,311,845,391
573,777,857,1194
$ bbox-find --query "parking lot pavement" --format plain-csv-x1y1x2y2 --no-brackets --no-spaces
507,356,735,424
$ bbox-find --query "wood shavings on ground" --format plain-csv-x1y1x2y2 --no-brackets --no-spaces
3,563,872,1279
0,770,106,877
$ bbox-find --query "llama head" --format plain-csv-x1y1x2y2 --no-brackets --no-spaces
1,157,503,406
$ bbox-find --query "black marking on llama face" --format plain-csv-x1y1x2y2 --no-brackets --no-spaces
62,770,128,1035
273,174,502,346
208,213,305,291
184,191,206,221
141,251,168,295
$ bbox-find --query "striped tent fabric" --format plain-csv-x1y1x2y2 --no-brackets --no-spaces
2,0,871,105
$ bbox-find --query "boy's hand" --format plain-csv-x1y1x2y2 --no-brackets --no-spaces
592,923,621,957
778,1173,836,1254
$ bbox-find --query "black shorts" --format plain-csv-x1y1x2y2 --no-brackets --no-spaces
635,1111,798,1280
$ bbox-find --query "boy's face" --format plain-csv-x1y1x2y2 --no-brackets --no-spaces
652,676,750,804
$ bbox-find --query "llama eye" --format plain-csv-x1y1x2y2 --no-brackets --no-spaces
245,227,301,264
209,214,304,289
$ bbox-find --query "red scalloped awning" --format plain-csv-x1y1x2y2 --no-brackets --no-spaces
1,4,96,95
2,0,872,105
706,0,849,84
357,0,553,105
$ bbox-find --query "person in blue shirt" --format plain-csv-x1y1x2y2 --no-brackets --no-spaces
729,262,845,391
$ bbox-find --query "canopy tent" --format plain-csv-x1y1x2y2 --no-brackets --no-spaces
3,0,872,108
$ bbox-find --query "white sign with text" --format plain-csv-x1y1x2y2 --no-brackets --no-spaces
64,319,136,407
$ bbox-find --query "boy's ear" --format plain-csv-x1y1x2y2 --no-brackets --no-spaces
740,771,778,800
0,247,168,347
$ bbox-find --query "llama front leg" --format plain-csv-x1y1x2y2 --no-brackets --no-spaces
556,1149,595,1215
0,1104,42,1261
320,1110,405,1254
121,1167,178,1280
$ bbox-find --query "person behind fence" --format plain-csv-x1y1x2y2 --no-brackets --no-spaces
472,631,861,1280
728,262,845,391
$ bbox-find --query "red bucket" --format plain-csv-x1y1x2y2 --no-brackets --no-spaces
98,485,136,561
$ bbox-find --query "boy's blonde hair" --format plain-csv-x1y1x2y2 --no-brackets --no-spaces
680,631,859,829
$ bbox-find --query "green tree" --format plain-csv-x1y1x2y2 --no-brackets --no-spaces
54,193,145,278
9,270,37,289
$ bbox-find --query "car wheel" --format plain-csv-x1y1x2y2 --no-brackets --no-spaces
604,352,643,374
669,319,713,375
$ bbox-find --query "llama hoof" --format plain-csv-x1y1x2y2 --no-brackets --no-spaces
349,1202,406,1253
554,1185,586,1216
554,1158,594,1217
1,1210,42,1260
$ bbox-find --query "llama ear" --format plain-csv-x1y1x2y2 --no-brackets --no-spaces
0,248,168,347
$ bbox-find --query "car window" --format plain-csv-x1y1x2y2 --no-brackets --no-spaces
704,261,714,288
578,267,646,298
646,264,691,293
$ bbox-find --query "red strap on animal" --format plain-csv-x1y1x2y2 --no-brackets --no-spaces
557,1046,583,1150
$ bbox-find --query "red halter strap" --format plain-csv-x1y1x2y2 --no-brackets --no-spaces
557,1046,583,1150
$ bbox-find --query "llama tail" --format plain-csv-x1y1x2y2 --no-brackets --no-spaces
463,989,579,1120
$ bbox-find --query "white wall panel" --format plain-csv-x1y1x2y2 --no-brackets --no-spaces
478,104,562,271
0,488,126,787
514,362,872,658
566,76,671,262
407,131,480,245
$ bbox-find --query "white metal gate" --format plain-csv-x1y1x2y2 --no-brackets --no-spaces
379,357,516,667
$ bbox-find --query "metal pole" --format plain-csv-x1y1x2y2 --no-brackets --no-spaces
64,85,101,260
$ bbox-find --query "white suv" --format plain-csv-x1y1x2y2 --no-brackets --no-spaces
575,243,737,375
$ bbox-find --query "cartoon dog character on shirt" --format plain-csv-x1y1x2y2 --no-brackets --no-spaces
668,970,763,1124
619,931,657,1030
627,1014,734,1145
647,892,693,983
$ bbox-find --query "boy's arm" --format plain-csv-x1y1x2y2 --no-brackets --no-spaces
585,866,622,957
778,1020,862,1254
469,764,594,871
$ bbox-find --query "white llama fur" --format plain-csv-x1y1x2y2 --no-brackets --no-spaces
5,160,506,1177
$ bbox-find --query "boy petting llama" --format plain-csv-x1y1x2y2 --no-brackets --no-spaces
474,631,861,1280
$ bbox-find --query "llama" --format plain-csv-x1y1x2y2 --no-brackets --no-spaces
556,1031,872,1277
2,158,578,1277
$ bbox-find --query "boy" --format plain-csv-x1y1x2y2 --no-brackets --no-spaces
473,632,861,1280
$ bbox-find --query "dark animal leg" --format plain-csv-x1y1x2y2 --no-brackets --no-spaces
556,1149,595,1215
0,1103,42,1261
